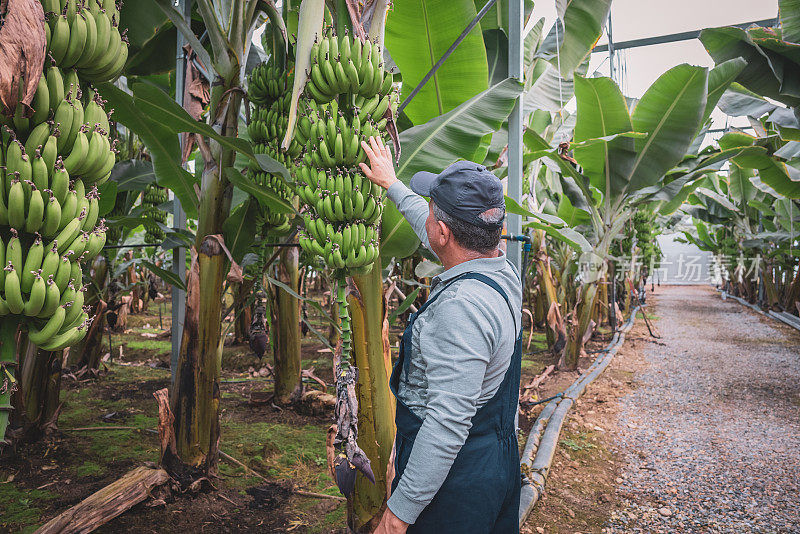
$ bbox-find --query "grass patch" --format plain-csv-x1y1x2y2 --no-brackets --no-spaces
105,363,170,383
521,359,545,373
123,339,171,354
220,421,336,493
560,437,597,452
87,429,159,462
0,483,58,532
636,310,658,321
75,461,104,477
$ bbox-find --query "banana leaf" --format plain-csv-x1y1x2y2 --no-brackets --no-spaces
222,198,261,263
396,78,522,183
380,201,421,261
112,160,158,192
717,83,778,118
700,25,800,108
780,0,800,42
551,0,611,78
100,83,199,218
626,64,708,196
485,29,508,86
282,0,324,150
572,75,636,204
704,58,748,123
728,165,758,205
695,187,740,212
473,0,534,35
386,0,488,125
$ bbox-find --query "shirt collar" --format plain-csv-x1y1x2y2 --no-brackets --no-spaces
431,251,508,290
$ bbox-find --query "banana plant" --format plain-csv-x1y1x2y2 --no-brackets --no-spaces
700,1,800,199
683,163,800,310
525,63,724,368
107,0,293,475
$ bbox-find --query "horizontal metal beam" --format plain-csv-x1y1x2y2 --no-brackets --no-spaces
594,18,777,53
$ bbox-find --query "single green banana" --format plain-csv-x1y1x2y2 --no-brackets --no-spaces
4,264,24,314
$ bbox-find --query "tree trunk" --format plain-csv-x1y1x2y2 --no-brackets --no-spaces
784,262,800,312
170,236,226,473
232,280,254,344
10,336,62,442
169,66,242,474
597,274,608,327
72,301,108,371
348,265,396,531
72,255,109,370
273,244,302,404
762,262,780,309
534,234,566,356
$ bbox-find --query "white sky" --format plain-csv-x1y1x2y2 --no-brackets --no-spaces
532,0,779,144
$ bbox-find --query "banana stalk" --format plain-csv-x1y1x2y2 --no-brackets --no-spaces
171,236,227,472
348,264,396,529
0,319,17,446
534,230,565,353
17,336,61,433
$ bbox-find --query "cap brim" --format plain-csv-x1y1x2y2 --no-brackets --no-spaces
409,171,438,196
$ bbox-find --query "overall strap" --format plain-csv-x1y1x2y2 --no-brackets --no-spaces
398,272,517,380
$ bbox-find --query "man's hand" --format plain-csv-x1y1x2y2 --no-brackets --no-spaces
359,136,398,190
374,507,409,534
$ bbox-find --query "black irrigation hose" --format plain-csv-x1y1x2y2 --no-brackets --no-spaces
518,306,641,526
102,242,301,250
520,392,563,407
641,310,661,338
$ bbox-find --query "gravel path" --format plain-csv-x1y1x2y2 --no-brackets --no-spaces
607,286,800,534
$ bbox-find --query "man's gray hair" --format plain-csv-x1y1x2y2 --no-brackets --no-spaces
432,202,504,254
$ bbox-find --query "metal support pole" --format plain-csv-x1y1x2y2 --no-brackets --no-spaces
607,12,615,83
171,0,191,382
506,0,524,271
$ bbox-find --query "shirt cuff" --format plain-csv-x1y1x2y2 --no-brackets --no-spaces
387,181,412,204
387,486,427,525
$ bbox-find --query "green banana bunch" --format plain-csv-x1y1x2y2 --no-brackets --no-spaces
0,2,115,431
304,30,394,103
248,62,290,107
295,165,382,273
287,30,395,277
245,60,304,237
0,214,100,321
248,169,293,237
141,183,168,244
45,1,128,84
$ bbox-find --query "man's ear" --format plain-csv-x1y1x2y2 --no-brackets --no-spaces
437,220,450,245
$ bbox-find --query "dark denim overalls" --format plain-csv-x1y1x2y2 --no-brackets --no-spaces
390,272,522,533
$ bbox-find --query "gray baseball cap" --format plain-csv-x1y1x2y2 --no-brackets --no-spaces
410,160,505,230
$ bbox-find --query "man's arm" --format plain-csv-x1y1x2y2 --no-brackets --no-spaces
359,137,431,248
386,182,431,249
387,296,494,524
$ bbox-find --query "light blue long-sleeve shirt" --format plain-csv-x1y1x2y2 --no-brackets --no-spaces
385,182,522,524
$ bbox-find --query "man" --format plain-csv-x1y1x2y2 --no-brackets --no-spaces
359,137,523,533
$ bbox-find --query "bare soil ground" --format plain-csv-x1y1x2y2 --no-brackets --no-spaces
9,284,795,533
520,294,656,534
523,285,800,534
